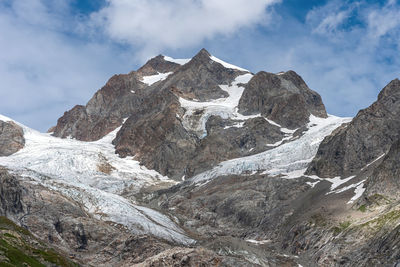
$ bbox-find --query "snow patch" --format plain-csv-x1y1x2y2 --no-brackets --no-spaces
361,153,386,171
179,73,254,137
245,239,271,245
210,55,249,72
348,181,366,204
329,178,365,195
142,72,172,86
163,55,191,65
0,114,17,123
306,181,320,188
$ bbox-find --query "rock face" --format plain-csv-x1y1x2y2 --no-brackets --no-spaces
0,168,23,216
0,120,25,156
306,79,400,177
51,49,246,142
238,71,327,129
0,216,78,267
52,71,146,141
137,55,181,76
113,90,198,179
364,139,400,200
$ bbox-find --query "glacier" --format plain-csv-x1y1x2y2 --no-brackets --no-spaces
0,114,194,245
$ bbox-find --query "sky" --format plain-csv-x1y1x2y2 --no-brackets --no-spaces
0,0,399,131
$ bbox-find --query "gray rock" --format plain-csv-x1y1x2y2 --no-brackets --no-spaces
238,71,327,129
0,167,23,215
364,139,400,200
0,120,25,156
52,71,146,141
307,78,400,178
113,90,198,179
137,54,181,76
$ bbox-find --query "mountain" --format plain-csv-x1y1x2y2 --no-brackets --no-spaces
51,49,328,180
0,48,400,266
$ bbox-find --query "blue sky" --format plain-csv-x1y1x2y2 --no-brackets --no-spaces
0,0,399,131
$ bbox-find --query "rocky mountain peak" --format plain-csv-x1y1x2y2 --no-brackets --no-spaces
159,49,247,101
238,70,327,129
137,55,181,76
189,48,212,62
377,78,400,101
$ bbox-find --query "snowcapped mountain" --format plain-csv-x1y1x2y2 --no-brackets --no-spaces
1,49,400,266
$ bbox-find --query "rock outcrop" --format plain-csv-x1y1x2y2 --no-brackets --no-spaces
52,71,146,141
364,139,400,200
0,120,25,156
137,55,181,76
0,168,23,216
0,168,176,266
306,79,400,177
113,90,198,179
238,71,327,129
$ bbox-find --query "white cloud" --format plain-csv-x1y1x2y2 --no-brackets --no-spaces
0,0,132,131
313,10,350,34
306,0,358,36
366,0,400,41
91,0,280,57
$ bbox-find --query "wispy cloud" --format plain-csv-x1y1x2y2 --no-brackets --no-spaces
366,0,400,43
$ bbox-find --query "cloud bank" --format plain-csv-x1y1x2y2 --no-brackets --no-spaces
91,0,281,57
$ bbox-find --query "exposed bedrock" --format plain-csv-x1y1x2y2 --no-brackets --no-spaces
307,78,400,178
238,70,327,129
0,120,25,156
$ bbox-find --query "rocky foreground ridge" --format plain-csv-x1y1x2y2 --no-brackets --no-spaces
0,49,400,266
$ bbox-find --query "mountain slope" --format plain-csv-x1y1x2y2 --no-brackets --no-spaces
306,78,400,178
